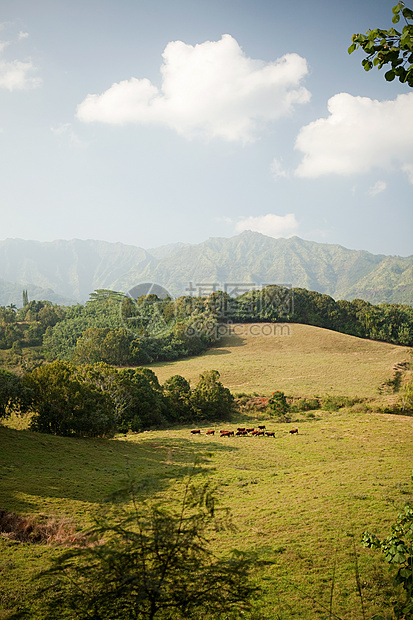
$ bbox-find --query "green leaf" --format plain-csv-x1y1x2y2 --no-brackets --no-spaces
393,14,401,23
348,43,357,54
402,7,413,19
385,69,396,80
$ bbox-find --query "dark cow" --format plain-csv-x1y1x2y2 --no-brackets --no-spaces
221,430,234,437
258,425,266,430
191,429,201,435
246,428,255,433
265,431,275,437
206,430,215,435
237,427,246,432
236,430,248,436
289,428,299,435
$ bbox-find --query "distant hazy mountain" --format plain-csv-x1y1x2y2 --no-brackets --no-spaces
0,233,411,306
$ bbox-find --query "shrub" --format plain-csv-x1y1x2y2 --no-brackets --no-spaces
362,482,413,620
267,390,290,421
38,477,259,620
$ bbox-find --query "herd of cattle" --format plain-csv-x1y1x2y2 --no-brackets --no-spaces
190,426,299,437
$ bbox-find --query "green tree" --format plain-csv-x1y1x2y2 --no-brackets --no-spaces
40,477,259,620
163,374,194,423
349,2,413,86
0,368,30,419
191,370,234,422
24,361,116,437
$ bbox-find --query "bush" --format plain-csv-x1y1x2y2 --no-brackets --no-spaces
289,397,320,413
191,370,234,422
38,477,259,620
362,476,413,620
267,390,290,421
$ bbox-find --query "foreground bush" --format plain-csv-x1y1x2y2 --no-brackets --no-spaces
37,478,259,620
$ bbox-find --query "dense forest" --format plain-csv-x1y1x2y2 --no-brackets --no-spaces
1,286,412,371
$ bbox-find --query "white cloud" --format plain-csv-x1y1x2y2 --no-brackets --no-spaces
368,180,387,196
0,58,40,90
402,164,413,184
0,40,10,52
76,34,310,142
235,213,298,238
51,123,88,148
270,158,289,180
18,31,29,40
295,92,413,182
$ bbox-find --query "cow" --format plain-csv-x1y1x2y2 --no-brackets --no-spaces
265,431,275,437
191,429,201,435
206,430,215,435
246,428,255,433
236,430,247,436
258,425,266,430
237,427,246,432
289,428,299,435
221,430,234,437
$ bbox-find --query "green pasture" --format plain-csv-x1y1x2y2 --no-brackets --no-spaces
1,408,413,619
149,323,411,398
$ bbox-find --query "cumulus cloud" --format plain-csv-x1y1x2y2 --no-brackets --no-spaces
235,213,298,238
295,92,413,183
0,58,40,90
368,180,387,196
76,34,310,142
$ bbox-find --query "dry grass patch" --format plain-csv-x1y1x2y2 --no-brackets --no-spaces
149,323,411,398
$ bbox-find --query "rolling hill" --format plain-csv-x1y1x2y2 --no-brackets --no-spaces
148,323,412,397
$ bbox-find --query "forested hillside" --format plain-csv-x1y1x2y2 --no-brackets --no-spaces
1,233,412,306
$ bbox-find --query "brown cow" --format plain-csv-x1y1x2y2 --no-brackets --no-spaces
206,429,215,435
246,428,255,433
258,425,266,430
265,431,275,437
191,429,201,435
289,428,299,434
237,427,246,432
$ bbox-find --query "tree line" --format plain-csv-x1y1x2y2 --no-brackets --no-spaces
0,364,234,437
0,287,412,373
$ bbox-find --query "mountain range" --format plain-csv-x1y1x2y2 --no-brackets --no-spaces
0,232,412,307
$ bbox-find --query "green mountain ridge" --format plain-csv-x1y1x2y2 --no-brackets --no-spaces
0,233,411,306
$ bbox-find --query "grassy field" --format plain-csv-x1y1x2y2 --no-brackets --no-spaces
149,323,411,398
1,409,413,619
1,324,412,619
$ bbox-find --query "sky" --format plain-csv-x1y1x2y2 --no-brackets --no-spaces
0,0,412,256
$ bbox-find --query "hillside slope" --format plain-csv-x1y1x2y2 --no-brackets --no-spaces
0,233,411,305
149,323,412,397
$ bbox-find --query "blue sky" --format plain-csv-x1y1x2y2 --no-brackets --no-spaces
0,0,412,256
